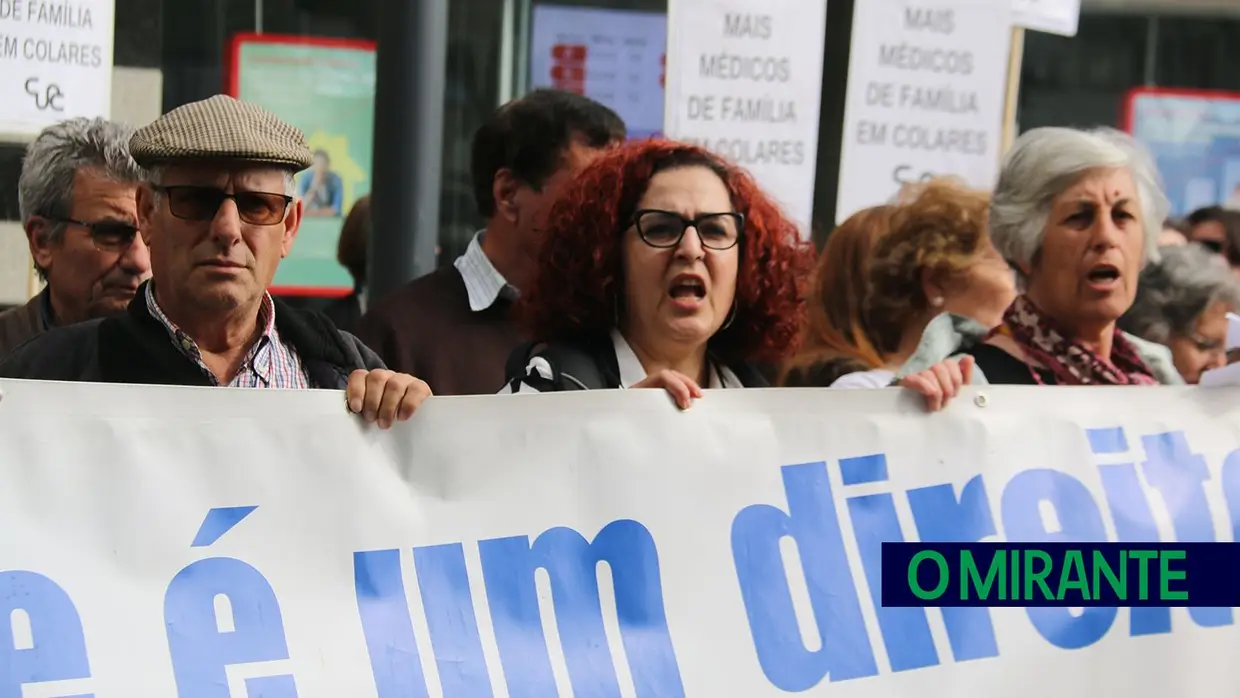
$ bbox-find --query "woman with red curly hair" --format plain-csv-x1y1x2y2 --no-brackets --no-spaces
501,140,808,405
500,140,972,410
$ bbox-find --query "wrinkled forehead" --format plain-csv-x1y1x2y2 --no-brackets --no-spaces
158,161,289,192
1053,167,1139,209
637,165,733,215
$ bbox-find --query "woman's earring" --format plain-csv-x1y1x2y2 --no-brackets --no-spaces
721,303,737,330
931,296,945,308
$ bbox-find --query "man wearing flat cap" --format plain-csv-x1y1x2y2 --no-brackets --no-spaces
0,95,431,429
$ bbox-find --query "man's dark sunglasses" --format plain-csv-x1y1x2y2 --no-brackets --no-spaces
50,217,139,253
156,185,292,226
632,209,744,251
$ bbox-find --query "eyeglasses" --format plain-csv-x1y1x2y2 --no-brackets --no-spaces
632,209,743,251
50,217,140,253
156,185,292,226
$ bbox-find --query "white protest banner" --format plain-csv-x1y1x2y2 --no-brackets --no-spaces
2,378,1240,695
663,0,828,237
0,0,114,137
1013,0,1080,37
836,0,1011,224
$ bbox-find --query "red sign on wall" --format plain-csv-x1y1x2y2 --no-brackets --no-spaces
550,44,587,94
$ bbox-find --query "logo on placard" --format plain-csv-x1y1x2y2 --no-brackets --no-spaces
893,165,935,186
25,78,65,112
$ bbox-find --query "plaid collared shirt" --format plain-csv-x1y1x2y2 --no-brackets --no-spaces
144,283,311,388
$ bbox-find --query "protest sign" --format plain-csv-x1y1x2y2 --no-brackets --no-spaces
835,0,1011,224
227,33,376,297
1012,0,1080,37
1123,87,1240,219
0,0,114,136
663,0,829,237
1,379,1239,695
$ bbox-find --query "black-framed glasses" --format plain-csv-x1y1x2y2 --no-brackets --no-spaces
633,209,743,250
49,217,139,253
156,185,292,226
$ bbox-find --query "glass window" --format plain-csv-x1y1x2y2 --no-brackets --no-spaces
1153,15,1240,92
439,0,507,265
1017,14,1150,131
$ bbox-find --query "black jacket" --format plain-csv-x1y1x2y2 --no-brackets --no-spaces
0,284,384,388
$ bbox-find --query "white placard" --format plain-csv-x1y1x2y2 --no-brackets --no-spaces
1013,0,1080,37
0,0,114,137
664,0,829,237
836,0,1011,224
2,378,1240,695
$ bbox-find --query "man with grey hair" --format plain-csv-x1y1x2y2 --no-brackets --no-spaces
0,95,431,430
0,117,151,358
1119,242,1240,384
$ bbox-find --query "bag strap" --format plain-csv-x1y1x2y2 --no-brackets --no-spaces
504,338,619,391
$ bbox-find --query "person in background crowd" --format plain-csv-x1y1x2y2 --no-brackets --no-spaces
0,95,428,429
1119,243,1240,384
324,194,370,334
835,178,1017,389
502,140,972,411
1158,217,1188,247
1184,205,1238,256
0,118,151,358
1221,209,1240,280
779,205,894,387
357,89,626,395
298,149,343,217
963,126,1182,385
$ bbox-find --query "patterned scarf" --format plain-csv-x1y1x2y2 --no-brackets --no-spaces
988,294,1158,386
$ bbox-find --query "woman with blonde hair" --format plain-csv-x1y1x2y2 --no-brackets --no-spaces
779,205,894,386
841,178,1017,388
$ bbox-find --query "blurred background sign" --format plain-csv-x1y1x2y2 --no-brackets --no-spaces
227,33,376,297
528,4,666,140
1124,87,1240,218
0,0,116,138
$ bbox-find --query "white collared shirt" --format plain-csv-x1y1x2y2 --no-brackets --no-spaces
499,329,744,393
453,231,518,312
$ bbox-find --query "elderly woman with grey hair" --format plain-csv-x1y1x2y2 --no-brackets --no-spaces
957,126,1182,385
1119,243,1240,384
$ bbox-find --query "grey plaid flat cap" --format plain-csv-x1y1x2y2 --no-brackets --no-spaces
129,94,314,170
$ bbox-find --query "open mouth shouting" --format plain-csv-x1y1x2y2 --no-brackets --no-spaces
668,273,707,311
1084,263,1121,292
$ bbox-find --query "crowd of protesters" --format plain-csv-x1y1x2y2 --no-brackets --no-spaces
1,87,1236,427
